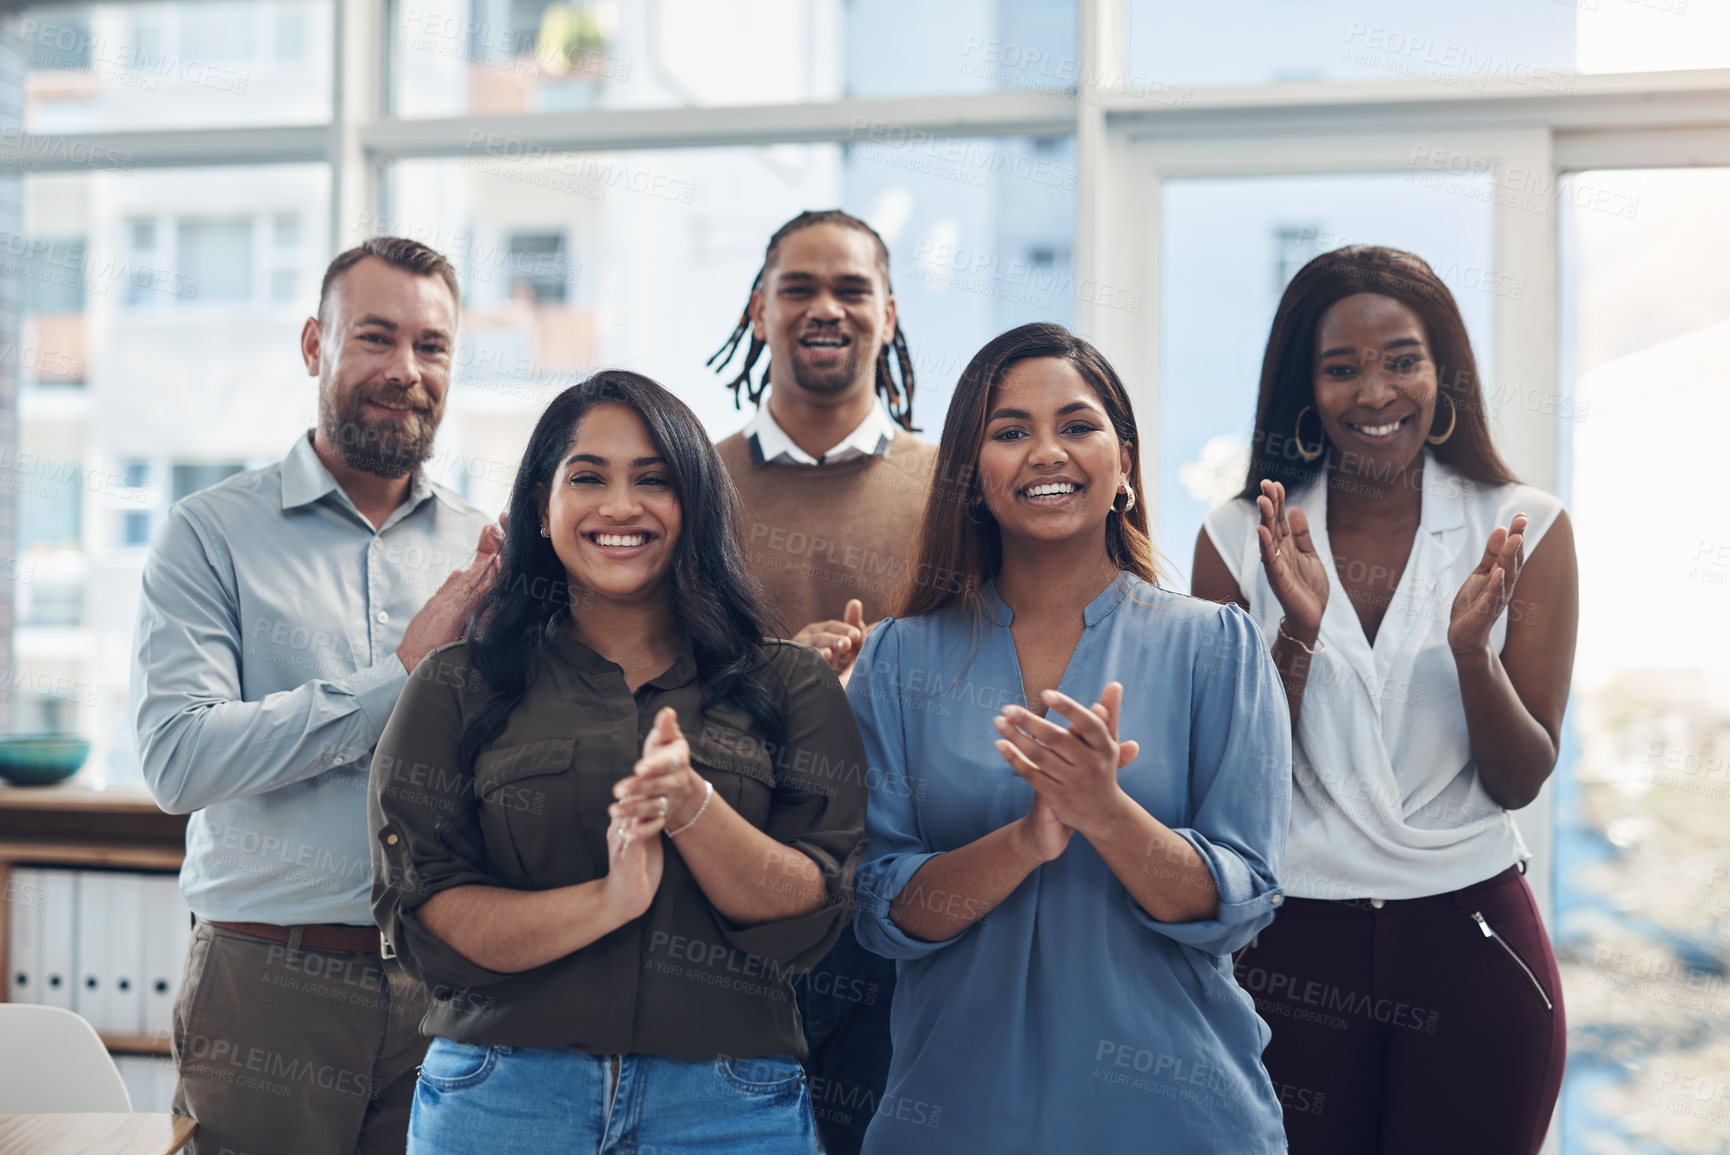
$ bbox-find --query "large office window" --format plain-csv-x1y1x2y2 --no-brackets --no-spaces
20,0,333,131
1555,166,1730,1155
391,0,1078,117
7,161,329,781
1126,0,1730,88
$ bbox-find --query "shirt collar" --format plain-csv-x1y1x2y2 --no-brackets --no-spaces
741,391,896,467
1417,450,1467,533
280,429,463,519
981,571,1134,629
280,431,341,511
1296,447,1467,535
541,617,698,691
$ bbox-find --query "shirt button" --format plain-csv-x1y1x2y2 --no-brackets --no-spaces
376,610,390,623
331,754,344,765
385,833,399,846
1370,898,1385,909
1271,894,1283,907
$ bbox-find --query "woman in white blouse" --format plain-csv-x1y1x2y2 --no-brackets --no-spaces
1193,245,1578,1155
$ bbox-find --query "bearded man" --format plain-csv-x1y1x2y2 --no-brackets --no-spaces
132,237,498,1155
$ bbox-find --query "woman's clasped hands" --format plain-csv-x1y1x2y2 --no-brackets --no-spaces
994,682,1143,862
602,706,707,920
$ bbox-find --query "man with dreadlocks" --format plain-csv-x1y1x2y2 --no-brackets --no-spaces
710,209,935,1155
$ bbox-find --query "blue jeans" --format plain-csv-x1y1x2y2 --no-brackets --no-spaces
408,1039,819,1154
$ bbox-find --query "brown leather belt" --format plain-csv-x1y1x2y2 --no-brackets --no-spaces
204,919,382,954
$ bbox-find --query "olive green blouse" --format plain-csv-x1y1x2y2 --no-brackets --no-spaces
368,622,868,1059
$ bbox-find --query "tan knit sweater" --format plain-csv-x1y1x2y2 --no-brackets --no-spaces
716,428,939,636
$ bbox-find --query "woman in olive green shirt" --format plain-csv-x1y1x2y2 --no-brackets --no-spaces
369,371,868,1154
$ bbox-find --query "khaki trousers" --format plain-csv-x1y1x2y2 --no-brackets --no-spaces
169,920,429,1155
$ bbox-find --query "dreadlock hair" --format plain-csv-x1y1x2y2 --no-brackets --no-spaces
708,209,918,431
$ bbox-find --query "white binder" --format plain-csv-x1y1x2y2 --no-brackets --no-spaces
141,874,189,1037
7,866,41,1004
38,869,76,1011
73,870,111,1029
107,873,145,1035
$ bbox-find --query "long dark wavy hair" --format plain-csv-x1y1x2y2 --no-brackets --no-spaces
895,323,1162,622
708,209,918,431
1241,244,1517,499
457,371,786,775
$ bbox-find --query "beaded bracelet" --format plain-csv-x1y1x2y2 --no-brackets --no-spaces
668,779,714,837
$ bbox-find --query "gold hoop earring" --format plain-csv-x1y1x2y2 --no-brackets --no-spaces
1294,405,1324,463
1114,484,1136,513
1427,394,1456,445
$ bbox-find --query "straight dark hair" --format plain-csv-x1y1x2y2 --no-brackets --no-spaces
458,371,786,775
895,323,1161,622
1241,244,1517,499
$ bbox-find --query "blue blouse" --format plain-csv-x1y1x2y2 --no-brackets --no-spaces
848,573,1292,1154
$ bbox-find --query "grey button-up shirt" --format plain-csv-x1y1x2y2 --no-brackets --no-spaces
132,431,491,925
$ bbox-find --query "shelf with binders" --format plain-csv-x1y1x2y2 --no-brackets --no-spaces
0,782,189,1066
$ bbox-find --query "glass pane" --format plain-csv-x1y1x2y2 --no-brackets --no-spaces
16,461,85,550
120,510,153,546
390,0,1077,117
1555,167,1730,1154
1128,0,1730,89
170,461,245,501
17,1,334,132
1158,172,1494,585
175,219,255,305
21,237,88,315
505,231,570,303
21,580,85,627
385,134,1074,509
8,163,331,781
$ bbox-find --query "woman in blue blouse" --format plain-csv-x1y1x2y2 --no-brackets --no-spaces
847,322,1292,1153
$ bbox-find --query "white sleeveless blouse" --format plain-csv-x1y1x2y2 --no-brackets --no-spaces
1203,450,1565,900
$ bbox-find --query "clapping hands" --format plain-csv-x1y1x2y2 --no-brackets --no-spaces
994,682,1142,854
1255,479,1328,636
601,707,706,920
1449,513,1526,656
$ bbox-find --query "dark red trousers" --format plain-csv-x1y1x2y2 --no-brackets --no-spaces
1236,866,1565,1155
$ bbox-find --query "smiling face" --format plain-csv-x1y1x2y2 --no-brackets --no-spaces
1311,292,1439,479
307,256,456,478
976,357,1131,551
541,402,683,607
750,222,897,402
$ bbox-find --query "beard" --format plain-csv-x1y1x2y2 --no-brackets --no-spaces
781,340,872,397
319,384,441,479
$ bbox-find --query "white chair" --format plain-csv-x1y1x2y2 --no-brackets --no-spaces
0,1004,133,1112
